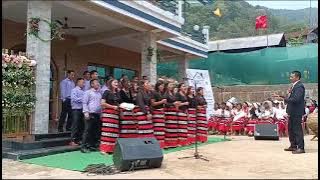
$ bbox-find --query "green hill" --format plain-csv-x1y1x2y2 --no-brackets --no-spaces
182,0,318,40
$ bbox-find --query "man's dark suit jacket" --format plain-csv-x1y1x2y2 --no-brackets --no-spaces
284,81,305,117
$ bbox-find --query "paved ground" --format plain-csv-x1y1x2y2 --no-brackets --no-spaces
2,135,318,179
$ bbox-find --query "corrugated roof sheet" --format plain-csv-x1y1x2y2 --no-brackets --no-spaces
208,33,285,52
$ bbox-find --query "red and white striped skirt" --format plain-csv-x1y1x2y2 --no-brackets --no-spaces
100,108,119,153
231,118,246,132
152,108,166,148
187,108,197,145
164,107,179,148
196,106,208,143
217,118,232,133
177,110,188,146
275,119,286,135
133,106,154,138
119,108,138,138
244,119,258,133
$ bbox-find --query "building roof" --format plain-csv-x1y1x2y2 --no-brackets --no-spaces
208,33,286,52
310,26,318,35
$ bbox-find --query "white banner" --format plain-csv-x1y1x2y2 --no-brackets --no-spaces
186,69,215,120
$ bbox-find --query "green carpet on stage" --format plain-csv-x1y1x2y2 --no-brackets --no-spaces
21,137,229,172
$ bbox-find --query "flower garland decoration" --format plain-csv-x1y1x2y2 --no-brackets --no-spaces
146,47,162,62
2,50,37,116
147,47,154,61
156,49,162,62
28,17,65,42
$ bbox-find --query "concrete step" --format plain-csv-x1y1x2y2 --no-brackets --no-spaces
3,145,81,160
34,132,71,141
3,137,72,150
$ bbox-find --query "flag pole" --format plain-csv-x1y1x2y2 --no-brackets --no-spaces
266,29,269,47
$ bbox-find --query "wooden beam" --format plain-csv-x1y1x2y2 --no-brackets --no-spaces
77,27,140,45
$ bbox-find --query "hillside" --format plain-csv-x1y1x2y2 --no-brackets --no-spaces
182,0,318,40
269,8,318,26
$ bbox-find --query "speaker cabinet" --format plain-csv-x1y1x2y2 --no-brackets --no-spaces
254,124,279,140
113,138,163,171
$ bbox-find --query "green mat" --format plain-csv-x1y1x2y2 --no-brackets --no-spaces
21,137,229,171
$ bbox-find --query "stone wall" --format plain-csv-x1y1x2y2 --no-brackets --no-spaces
213,83,318,103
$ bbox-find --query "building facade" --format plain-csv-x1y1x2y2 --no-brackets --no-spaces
2,0,209,135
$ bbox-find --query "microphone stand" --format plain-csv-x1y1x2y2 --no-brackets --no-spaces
179,72,209,162
213,85,227,140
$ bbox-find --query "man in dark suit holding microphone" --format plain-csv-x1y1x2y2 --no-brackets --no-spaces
273,71,305,154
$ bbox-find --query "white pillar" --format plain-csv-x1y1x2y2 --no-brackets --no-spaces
178,0,183,18
141,32,157,84
177,54,189,81
26,1,52,134
202,25,210,45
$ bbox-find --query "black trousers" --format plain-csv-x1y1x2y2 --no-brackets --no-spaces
71,109,84,143
288,115,304,149
58,98,73,131
82,113,101,149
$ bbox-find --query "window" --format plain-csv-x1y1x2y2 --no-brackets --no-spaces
87,63,137,84
113,67,137,80
88,64,112,85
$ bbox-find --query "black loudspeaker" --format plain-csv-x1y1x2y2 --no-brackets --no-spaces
113,138,163,171
254,124,279,140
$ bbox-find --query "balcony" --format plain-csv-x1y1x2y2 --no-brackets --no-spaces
181,24,208,44
149,0,179,16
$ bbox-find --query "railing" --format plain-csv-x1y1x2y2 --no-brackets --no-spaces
181,24,207,44
2,113,31,138
149,0,178,15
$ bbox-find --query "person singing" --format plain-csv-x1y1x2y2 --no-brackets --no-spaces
118,79,137,138
175,83,190,146
58,70,75,132
195,87,208,143
135,80,154,138
100,79,122,153
150,80,167,148
81,79,102,153
70,78,85,146
164,82,179,148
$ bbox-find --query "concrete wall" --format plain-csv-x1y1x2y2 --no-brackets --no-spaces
213,83,318,103
3,19,141,126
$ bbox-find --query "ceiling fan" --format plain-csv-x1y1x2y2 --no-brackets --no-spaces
55,17,86,29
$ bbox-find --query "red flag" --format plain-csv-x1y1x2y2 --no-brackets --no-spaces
255,15,268,29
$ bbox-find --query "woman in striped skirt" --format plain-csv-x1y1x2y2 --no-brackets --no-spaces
164,82,179,148
119,80,137,138
150,80,167,148
195,87,208,143
187,86,197,145
174,83,190,146
135,80,154,138
100,79,122,153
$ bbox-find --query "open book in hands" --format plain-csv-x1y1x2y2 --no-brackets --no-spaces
119,102,135,111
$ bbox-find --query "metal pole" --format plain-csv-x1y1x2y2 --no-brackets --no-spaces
309,0,312,28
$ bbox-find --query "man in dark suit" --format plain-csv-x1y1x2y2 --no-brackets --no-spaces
273,71,305,154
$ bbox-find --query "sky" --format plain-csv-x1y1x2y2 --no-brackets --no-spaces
245,1,318,10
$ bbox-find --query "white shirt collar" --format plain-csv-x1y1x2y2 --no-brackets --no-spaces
292,80,300,88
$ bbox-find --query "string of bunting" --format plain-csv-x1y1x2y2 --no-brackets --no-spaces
27,17,64,42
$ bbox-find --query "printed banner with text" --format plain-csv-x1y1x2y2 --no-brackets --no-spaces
186,69,215,119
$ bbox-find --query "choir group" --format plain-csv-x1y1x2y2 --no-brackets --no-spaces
58,70,208,154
